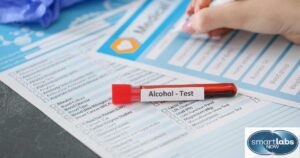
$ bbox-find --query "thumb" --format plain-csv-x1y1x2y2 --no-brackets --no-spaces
189,1,255,33
283,33,300,45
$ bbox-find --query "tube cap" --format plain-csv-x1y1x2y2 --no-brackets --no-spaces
112,84,133,105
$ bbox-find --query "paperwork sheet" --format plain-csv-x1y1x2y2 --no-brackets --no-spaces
3,46,300,158
0,1,299,158
0,0,133,71
93,0,300,107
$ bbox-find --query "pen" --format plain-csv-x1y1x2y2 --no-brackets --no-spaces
112,83,237,105
210,0,235,6
187,0,235,21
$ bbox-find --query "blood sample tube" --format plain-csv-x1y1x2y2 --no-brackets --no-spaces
112,83,237,105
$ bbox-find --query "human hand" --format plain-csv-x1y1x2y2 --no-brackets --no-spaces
183,0,300,44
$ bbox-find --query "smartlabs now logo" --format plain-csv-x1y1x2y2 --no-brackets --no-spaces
245,128,300,158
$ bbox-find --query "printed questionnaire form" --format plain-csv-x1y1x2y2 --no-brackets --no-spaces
93,0,300,107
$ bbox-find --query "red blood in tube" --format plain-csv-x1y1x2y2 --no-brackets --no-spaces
112,83,237,105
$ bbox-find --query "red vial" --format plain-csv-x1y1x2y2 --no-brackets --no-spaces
112,83,237,105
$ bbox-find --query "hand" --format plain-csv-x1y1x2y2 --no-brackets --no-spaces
183,0,300,44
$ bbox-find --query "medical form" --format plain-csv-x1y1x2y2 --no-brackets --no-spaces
93,0,300,107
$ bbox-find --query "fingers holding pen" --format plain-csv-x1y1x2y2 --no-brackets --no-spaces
189,1,252,34
185,0,232,37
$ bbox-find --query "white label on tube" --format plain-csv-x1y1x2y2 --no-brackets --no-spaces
141,87,204,102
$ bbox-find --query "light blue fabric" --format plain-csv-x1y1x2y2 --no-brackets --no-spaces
0,0,89,27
